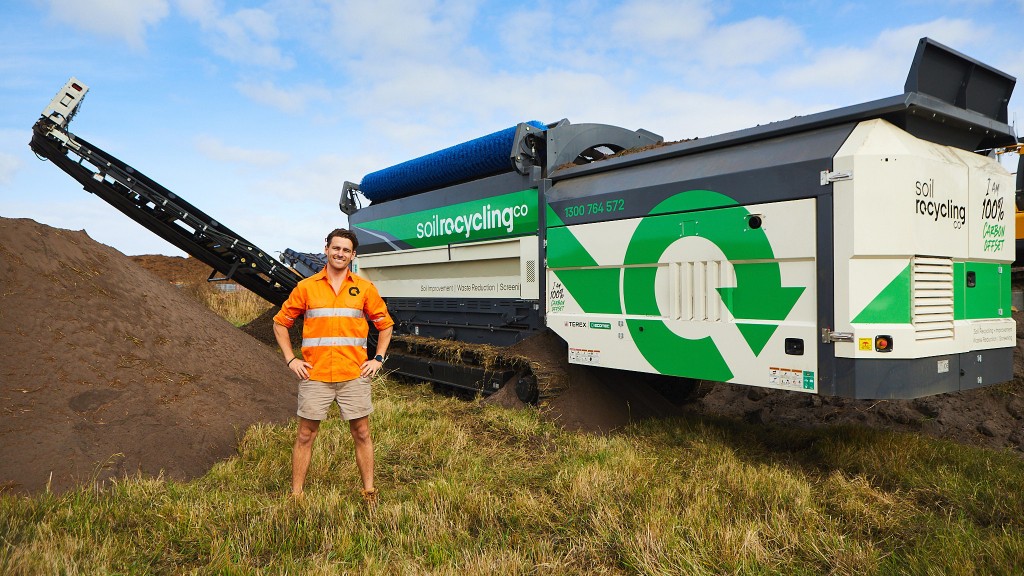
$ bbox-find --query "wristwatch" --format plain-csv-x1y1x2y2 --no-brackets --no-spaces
374,354,384,363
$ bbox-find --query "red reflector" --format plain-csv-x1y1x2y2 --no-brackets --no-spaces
71,83,82,91
876,338,888,348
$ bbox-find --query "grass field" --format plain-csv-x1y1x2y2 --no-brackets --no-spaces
3,376,1023,575
186,281,273,327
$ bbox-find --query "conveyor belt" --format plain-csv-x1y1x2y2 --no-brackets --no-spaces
30,118,300,305
281,249,326,278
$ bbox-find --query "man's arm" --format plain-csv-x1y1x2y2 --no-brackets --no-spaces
375,326,393,360
275,322,311,380
361,326,392,378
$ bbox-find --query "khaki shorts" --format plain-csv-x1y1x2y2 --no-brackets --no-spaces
297,377,373,421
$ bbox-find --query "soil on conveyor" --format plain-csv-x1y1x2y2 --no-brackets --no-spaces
3,215,1024,496
0,217,296,495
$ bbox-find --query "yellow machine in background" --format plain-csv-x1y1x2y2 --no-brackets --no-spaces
1006,145,1024,265
1018,201,1023,265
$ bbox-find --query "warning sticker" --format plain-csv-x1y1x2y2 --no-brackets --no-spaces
858,338,872,351
768,367,805,388
569,348,601,365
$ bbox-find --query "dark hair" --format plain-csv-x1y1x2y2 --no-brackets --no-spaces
325,228,359,251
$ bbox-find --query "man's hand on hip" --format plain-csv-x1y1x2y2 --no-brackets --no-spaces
288,359,312,380
360,357,383,378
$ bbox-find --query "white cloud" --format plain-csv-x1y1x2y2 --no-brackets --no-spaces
337,59,805,162
194,135,290,166
234,79,331,114
872,19,981,56
698,17,804,68
4,196,187,256
631,87,807,139
772,18,981,104
253,152,362,203
609,0,714,43
498,7,551,51
198,152,363,252
0,152,22,186
549,0,799,71
43,0,169,50
174,0,217,22
321,0,481,71
206,1,809,144
178,2,293,69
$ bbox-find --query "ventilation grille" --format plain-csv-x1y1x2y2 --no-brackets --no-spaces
526,260,536,283
670,261,731,321
912,256,954,340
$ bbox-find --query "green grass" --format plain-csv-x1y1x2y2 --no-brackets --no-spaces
184,282,272,327
3,379,1023,575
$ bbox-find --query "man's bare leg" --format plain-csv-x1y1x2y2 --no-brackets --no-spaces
292,417,320,496
349,416,374,492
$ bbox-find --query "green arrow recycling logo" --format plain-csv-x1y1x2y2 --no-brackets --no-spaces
550,189,805,381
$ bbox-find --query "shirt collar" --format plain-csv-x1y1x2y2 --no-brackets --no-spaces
313,266,357,285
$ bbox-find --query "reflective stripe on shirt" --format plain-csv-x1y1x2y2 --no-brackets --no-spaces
304,308,365,319
302,336,368,348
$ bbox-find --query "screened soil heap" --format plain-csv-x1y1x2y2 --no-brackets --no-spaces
0,217,296,495
3,216,1023,496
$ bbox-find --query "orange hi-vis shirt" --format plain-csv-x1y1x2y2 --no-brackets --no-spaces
273,267,394,382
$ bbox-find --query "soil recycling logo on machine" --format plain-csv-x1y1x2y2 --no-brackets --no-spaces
355,189,538,249
914,178,966,229
416,203,530,239
549,190,805,382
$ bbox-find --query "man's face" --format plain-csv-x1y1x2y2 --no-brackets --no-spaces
325,236,355,272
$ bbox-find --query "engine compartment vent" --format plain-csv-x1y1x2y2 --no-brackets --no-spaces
912,256,954,340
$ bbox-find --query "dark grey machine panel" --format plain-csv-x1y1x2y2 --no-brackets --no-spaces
830,348,1014,399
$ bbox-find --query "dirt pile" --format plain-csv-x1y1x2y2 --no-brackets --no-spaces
689,340,1024,453
243,306,302,350
0,217,296,495
128,254,212,285
488,330,1024,453
495,332,1024,453
486,330,685,432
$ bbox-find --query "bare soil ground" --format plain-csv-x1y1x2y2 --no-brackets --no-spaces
0,218,296,495
3,216,1022,496
488,328,1024,455
127,254,211,284
685,347,1024,453
243,306,303,350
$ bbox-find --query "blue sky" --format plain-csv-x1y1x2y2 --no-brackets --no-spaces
2,0,1022,257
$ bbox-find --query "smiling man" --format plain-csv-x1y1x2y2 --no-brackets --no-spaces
273,228,393,505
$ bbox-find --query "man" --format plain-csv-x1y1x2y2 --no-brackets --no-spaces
273,228,393,504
